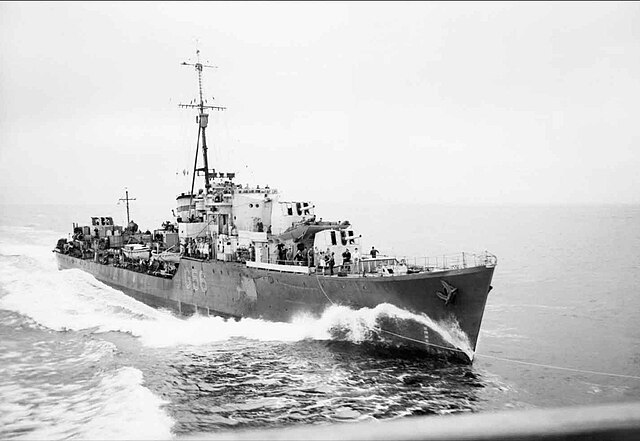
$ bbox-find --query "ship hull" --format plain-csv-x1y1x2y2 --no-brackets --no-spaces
55,253,494,360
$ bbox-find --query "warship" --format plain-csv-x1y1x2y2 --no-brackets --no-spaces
54,52,497,362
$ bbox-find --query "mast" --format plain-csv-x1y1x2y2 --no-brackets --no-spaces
179,50,226,197
118,188,136,225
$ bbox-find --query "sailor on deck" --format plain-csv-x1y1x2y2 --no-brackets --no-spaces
318,251,326,275
342,248,351,272
307,247,314,267
328,252,335,276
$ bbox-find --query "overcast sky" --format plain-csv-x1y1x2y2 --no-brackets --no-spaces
1,1,639,209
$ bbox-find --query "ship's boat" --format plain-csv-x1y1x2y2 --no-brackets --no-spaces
53,51,497,362
123,244,151,260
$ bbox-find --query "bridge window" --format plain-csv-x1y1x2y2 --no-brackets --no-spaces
330,231,337,246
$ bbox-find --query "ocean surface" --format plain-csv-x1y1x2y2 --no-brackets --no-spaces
1,202,639,439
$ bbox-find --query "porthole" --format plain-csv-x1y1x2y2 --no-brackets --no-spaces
256,204,259,208
249,203,253,208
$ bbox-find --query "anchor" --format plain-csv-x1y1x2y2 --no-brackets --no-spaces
436,280,458,305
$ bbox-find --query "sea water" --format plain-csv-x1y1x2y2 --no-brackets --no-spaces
1,203,639,439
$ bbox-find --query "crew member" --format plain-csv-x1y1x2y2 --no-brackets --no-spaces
342,248,351,272
353,247,361,272
319,251,326,275
328,252,335,276
307,247,314,268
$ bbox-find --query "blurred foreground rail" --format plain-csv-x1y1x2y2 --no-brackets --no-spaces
183,401,640,440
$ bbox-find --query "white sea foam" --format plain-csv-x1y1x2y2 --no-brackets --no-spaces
0,367,174,440
78,367,174,440
308,303,473,357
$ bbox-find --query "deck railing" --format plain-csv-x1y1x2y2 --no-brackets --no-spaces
241,251,497,276
391,251,498,272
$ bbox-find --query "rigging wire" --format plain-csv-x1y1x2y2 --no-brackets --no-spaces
315,274,336,306
188,127,202,217
473,353,640,380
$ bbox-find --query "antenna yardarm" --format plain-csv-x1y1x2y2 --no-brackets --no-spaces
118,188,136,225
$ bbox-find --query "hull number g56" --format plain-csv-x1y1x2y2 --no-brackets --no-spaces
184,268,207,292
